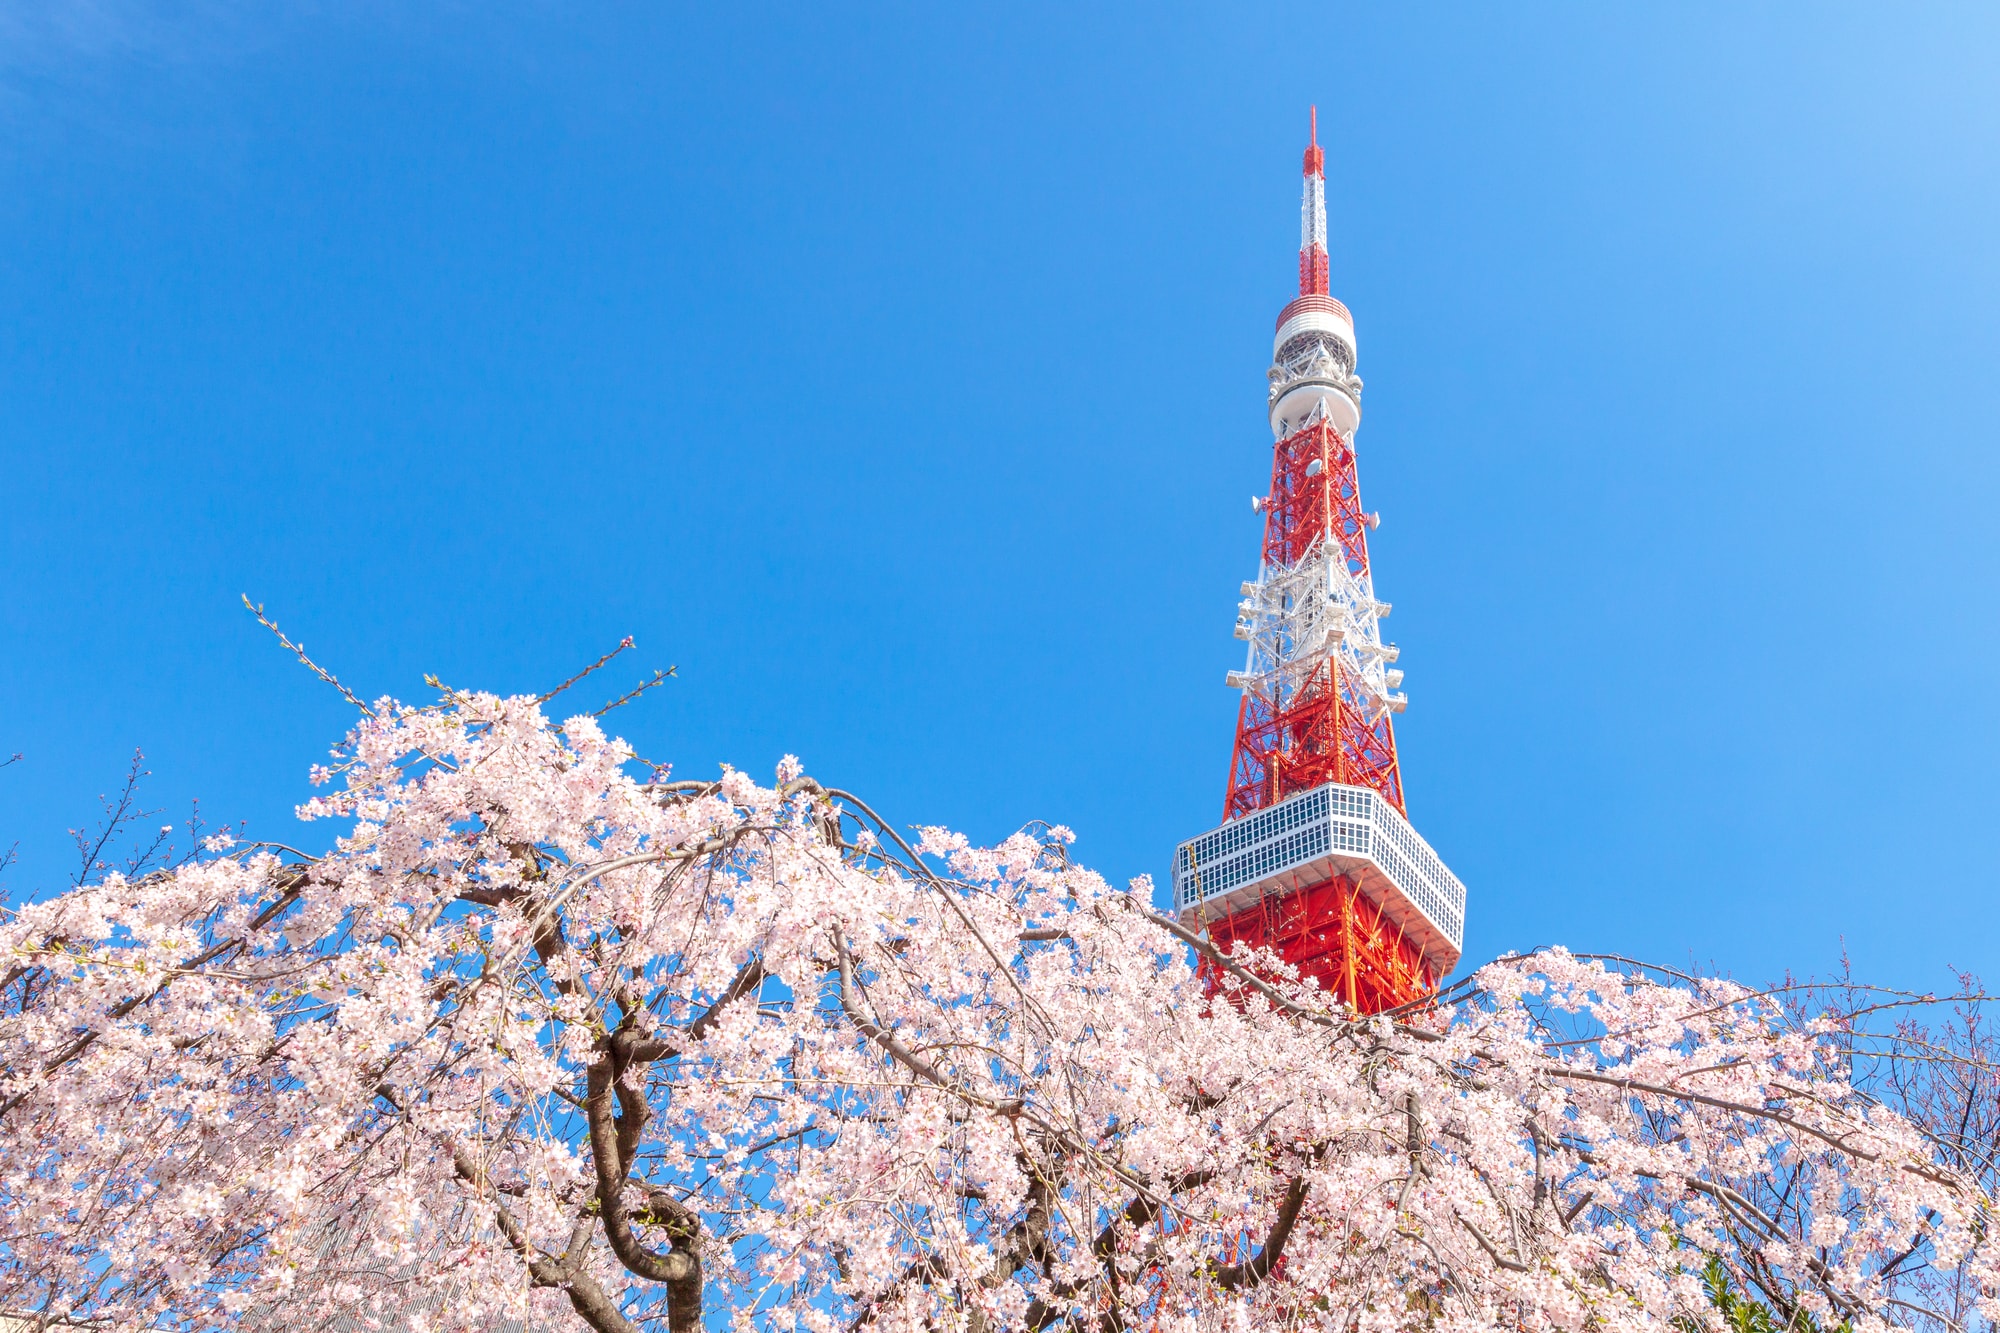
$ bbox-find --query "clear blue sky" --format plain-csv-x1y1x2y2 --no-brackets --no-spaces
2,6,1996,991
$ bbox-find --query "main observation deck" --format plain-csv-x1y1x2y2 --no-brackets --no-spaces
1173,781,1466,979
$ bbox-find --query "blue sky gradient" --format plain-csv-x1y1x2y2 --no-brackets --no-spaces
2,5,1996,990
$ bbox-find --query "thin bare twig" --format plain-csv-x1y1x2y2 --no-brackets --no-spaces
241,596,368,714
539,637,636,704
594,668,678,717
69,750,160,885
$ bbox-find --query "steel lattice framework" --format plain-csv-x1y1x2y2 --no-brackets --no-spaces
1217,875,1430,1016
1177,110,1465,1014
1223,414,1405,821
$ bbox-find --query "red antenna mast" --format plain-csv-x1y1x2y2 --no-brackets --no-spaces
1300,106,1329,297
1172,113,1467,1015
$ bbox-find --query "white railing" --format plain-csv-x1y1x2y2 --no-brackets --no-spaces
1173,781,1465,964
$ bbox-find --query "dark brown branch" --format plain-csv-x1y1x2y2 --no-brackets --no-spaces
457,886,529,907
585,1058,703,1333
450,1138,638,1333
619,957,767,1063
1213,1176,1310,1290
1024,1169,1216,1331
847,1255,951,1333
1454,1209,1529,1273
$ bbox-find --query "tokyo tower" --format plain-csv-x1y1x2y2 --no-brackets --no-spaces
1173,111,1466,1014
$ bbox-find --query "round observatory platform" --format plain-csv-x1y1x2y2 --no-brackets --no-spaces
1268,293,1360,440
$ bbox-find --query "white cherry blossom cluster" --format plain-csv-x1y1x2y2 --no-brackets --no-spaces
0,691,1991,1333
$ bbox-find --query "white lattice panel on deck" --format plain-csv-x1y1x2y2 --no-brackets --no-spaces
1173,781,1465,973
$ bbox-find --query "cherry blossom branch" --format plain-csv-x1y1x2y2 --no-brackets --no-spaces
1125,895,1344,1028
0,871,307,1123
818,786,1065,1042
67,748,158,885
1535,1064,1907,1168
594,667,677,717
8,694,1993,1332
536,637,635,704
448,1133,637,1333
834,937,1022,1115
241,595,369,714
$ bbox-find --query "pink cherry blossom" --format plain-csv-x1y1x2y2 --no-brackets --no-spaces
0,690,1992,1333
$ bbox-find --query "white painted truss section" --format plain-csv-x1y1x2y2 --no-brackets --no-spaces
1227,486,1407,722
1302,169,1327,256
1173,779,1465,973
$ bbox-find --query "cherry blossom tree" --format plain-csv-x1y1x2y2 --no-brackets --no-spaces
0,677,1994,1333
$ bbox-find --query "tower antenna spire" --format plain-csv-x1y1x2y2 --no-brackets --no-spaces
1172,112,1468,1016
1300,109,1329,296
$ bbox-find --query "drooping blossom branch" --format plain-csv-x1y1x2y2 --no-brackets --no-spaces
0,686,1992,1333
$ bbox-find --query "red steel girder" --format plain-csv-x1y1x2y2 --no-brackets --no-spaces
1205,873,1434,1014
1224,420,1403,823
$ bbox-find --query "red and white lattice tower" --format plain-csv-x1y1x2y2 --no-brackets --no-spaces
1173,111,1466,1014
